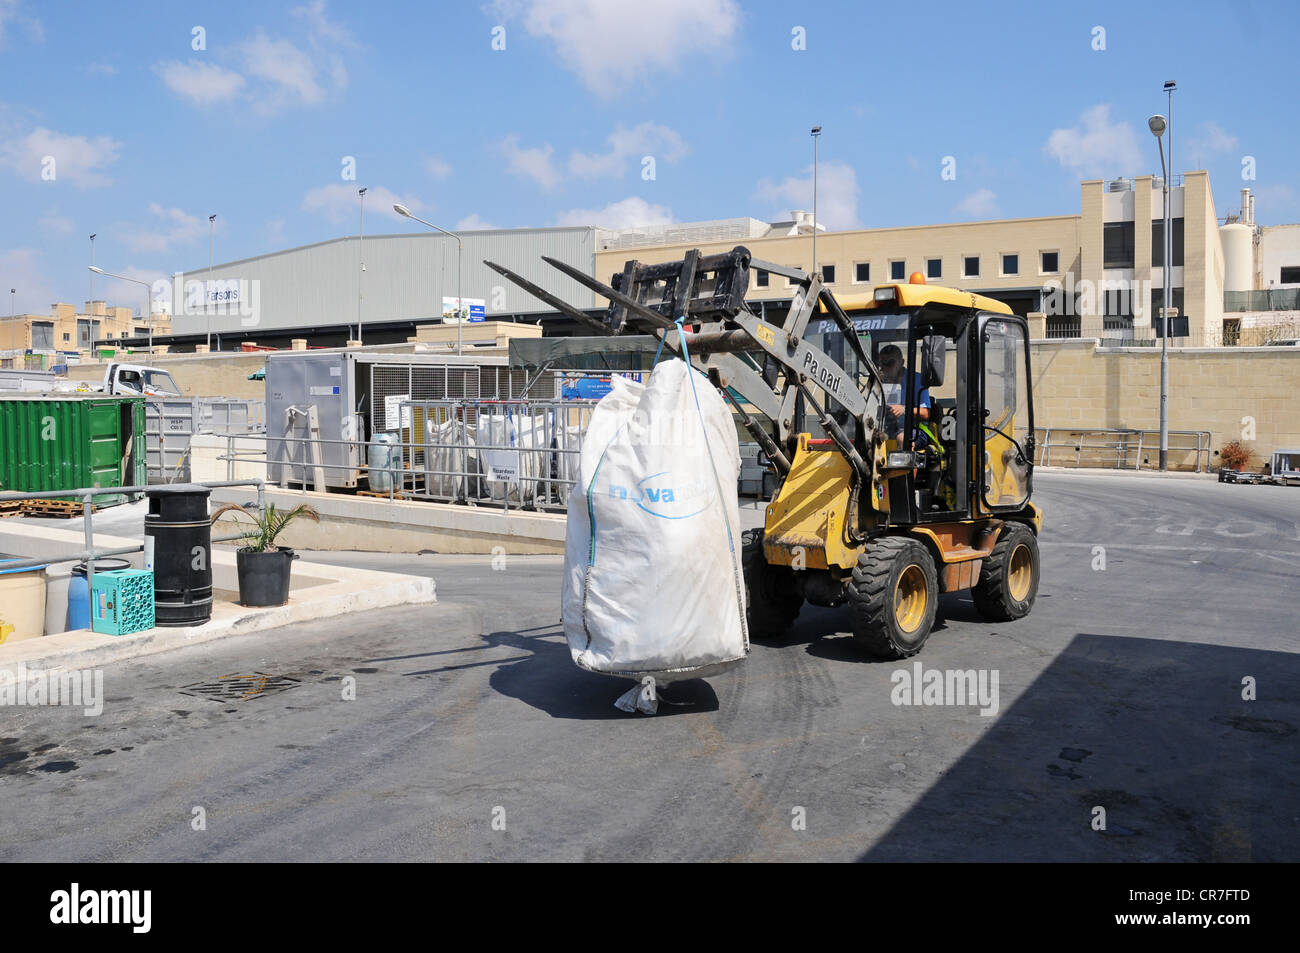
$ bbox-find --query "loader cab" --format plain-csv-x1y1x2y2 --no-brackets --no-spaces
812,282,1035,527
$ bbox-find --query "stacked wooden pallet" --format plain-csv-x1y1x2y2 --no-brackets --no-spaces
19,499,93,519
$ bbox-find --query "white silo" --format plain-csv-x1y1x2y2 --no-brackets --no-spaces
1220,222,1253,293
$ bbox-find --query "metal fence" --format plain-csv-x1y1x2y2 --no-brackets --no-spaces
1033,427,1213,472
217,397,598,512
145,397,266,483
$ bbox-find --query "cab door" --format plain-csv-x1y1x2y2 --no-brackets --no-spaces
977,314,1033,513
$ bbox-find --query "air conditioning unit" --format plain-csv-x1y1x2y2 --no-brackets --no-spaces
1108,178,1134,192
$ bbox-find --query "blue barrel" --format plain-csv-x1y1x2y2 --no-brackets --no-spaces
66,557,131,630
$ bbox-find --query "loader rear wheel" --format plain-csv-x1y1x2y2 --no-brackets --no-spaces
847,536,938,659
742,529,802,641
972,522,1039,622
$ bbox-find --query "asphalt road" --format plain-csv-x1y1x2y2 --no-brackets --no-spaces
1,471,1296,861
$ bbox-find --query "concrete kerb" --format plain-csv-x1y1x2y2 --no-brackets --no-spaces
1035,465,1217,480
0,521,435,676
209,485,567,555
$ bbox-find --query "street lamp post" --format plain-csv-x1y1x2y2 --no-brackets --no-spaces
357,188,367,345
89,234,96,302
1149,112,1172,472
811,125,822,275
90,266,153,358
208,214,216,350
393,204,463,356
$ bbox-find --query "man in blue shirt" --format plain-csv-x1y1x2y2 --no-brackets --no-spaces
877,344,930,444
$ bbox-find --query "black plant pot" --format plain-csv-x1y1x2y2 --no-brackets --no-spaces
235,548,297,607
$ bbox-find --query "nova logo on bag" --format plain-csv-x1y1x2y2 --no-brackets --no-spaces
607,472,709,520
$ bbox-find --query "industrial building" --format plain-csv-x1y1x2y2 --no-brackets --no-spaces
1,301,172,368
36,169,1295,356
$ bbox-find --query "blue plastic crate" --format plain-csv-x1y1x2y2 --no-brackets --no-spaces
91,569,155,636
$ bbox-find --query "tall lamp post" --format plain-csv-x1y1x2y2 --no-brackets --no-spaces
90,266,153,358
811,125,822,275
207,214,216,350
393,204,463,356
1148,113,1172,472
89,234,96,302
357,188,367,345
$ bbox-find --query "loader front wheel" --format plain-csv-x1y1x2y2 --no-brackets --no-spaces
971,522,1039,622
848,536,938,659
742,529,802,641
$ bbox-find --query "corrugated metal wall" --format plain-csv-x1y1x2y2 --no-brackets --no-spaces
178,228,599,335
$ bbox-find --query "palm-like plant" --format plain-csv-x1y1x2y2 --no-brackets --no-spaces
210,502,320,553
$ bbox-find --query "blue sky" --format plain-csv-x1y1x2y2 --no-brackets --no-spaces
2,0,1297,316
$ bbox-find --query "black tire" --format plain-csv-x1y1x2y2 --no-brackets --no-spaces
742,529,802,640
847,536,938,659
971,522,1040,622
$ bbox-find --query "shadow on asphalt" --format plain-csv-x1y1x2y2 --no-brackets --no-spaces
395,623,721,719
858,632,1300,862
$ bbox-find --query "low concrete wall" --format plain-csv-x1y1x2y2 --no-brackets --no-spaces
66,351,269,399
209,485,566,555
1031,339,1300,471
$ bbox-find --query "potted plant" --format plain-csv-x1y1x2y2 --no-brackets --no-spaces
210,502,320,607
1219,440,1251,473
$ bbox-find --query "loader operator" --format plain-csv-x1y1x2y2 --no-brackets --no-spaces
877,344,930,444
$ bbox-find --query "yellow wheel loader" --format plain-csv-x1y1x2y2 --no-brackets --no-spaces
486,247,1042,658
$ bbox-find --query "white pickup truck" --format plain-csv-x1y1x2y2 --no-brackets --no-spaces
0,362,183,396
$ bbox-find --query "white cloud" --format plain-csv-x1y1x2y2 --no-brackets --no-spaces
292,0,357,48
0,127,121,188
502,134,562,190
953,188,998,219
1186,121,1239,159
38,209,74,235
87,62,117,76
0,248,57,315
302,184,423,224
456,213,499,230
241,32,326,107
155,60,246,105
119,203,206,254
491,0,740,95
425,156,453,180
0,0,42,46
154,4,350,114
555,196,674,229
568,122,688,179
754,160,860,230
1043,104,1143,179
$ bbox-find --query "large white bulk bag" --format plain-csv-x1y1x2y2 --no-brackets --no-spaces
562,358,749,701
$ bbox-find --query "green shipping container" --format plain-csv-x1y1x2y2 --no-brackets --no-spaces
0,395,147,506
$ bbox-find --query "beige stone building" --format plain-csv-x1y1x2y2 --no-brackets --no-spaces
593,171,1229,345
0,300,171,365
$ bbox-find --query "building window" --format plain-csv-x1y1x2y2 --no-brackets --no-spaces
1104,221,1135,268
755,269,769,288
1151,217,1185,267
106,332,114,339
63,332,71,342
854,262,870,283
1040,251,1059,274
963,256,980,278
926,258,942,279
1001,253,1019,276
788,267,804,288
889,260,905,281
1279,266,1300,284
821,264,836,284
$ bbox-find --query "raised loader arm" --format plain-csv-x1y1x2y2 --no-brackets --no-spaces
484,245,891,524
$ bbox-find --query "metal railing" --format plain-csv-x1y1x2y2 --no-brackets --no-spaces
0,480,265,625
1033,427,1212,472
214,398,599,513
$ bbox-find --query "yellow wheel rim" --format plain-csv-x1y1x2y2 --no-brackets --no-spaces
893,564,928,633
1008,544,1033,602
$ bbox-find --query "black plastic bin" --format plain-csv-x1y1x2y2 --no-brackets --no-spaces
144,484,213,627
